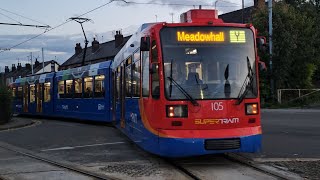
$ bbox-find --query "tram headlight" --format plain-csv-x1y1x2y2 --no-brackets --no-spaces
245,103,258,115
166,105,188,118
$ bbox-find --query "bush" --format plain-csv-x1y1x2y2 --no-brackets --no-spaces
0,85,12,124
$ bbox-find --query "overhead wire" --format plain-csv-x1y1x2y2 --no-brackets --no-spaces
0,11,22,24
0,0,116,55
123,1,239,7
0,0,239,56
0,51,41,62
0,7,49,26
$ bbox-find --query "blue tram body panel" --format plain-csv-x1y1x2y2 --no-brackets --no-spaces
12,61,113,122
54,61,113,122
12,73,55,116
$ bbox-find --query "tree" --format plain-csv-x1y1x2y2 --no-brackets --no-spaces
253,1,320,94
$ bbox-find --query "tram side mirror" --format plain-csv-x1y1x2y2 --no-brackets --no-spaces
150,63,158,74
256,36,267,52
140,37,150,51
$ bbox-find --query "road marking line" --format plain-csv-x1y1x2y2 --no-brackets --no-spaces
41,142,125,152
253,158,320,162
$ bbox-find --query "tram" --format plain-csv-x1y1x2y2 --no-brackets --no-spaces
11,61,112,122
111,9,264,157
11,9,265,157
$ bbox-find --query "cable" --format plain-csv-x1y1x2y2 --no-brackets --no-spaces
0,0,115,54
123,1,239,7
0,51,41,61
0,7,49,26
0,0,238,55
0,11,22,24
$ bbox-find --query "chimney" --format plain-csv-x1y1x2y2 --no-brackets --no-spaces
35,58,40,67
4,66,8,73
11,64,16,72
26,63,31,70
5,66,9,73
91,38,100,52
75,43,82,55
17,63,22,71
115,31,124,48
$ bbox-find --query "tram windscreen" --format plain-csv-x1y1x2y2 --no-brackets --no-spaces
160,26,257,100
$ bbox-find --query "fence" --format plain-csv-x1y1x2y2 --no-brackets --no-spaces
277,89,320,104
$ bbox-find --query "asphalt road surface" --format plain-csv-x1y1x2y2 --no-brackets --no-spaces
251,109,320,159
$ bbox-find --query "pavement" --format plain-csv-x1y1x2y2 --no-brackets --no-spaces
0,116,34,131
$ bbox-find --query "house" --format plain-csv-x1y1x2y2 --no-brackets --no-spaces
60,31,131,70
219,0,266,23
3,59,59,85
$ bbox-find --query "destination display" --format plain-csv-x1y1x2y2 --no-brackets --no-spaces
176,30,246,43
160,27,251,45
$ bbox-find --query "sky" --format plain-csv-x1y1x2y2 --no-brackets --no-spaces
0,0,254,72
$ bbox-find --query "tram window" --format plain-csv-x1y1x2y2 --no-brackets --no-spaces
12,87,16,97
151,40,159,98
95,75,105,98
142,51,150,97
30,84,35,103
207,62,219,81
134,49,140,61
151,40,158,63
74,78,83,98
58,81,65,98
44,82,51,102
84,77,93,98
132,60,140,97
126,66,132,97
65,80,73,98
151,64,160,99
17,87,23,100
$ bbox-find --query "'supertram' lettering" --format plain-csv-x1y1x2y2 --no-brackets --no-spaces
177,31,225,42
195,118,240,125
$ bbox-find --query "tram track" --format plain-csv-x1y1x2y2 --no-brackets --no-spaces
0,143,117,180
165,158,201,180
166,154,292,180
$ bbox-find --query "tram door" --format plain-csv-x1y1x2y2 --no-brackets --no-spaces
120,65,126,128
23,85,28,112
36,84,43,113
112,71,117,121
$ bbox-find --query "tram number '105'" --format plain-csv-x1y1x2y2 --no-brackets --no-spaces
211,102,224,111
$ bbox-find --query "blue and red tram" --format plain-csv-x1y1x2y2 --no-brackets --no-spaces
111,9,263,157
11,9,264,157
11,61,113,122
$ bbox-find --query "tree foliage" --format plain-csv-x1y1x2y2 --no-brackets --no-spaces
0,85,12,124
252,1,320,94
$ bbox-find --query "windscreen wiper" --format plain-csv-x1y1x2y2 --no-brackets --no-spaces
167,77,199,106
236,57,256,105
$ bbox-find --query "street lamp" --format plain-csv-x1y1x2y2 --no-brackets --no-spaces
69,17,91,67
